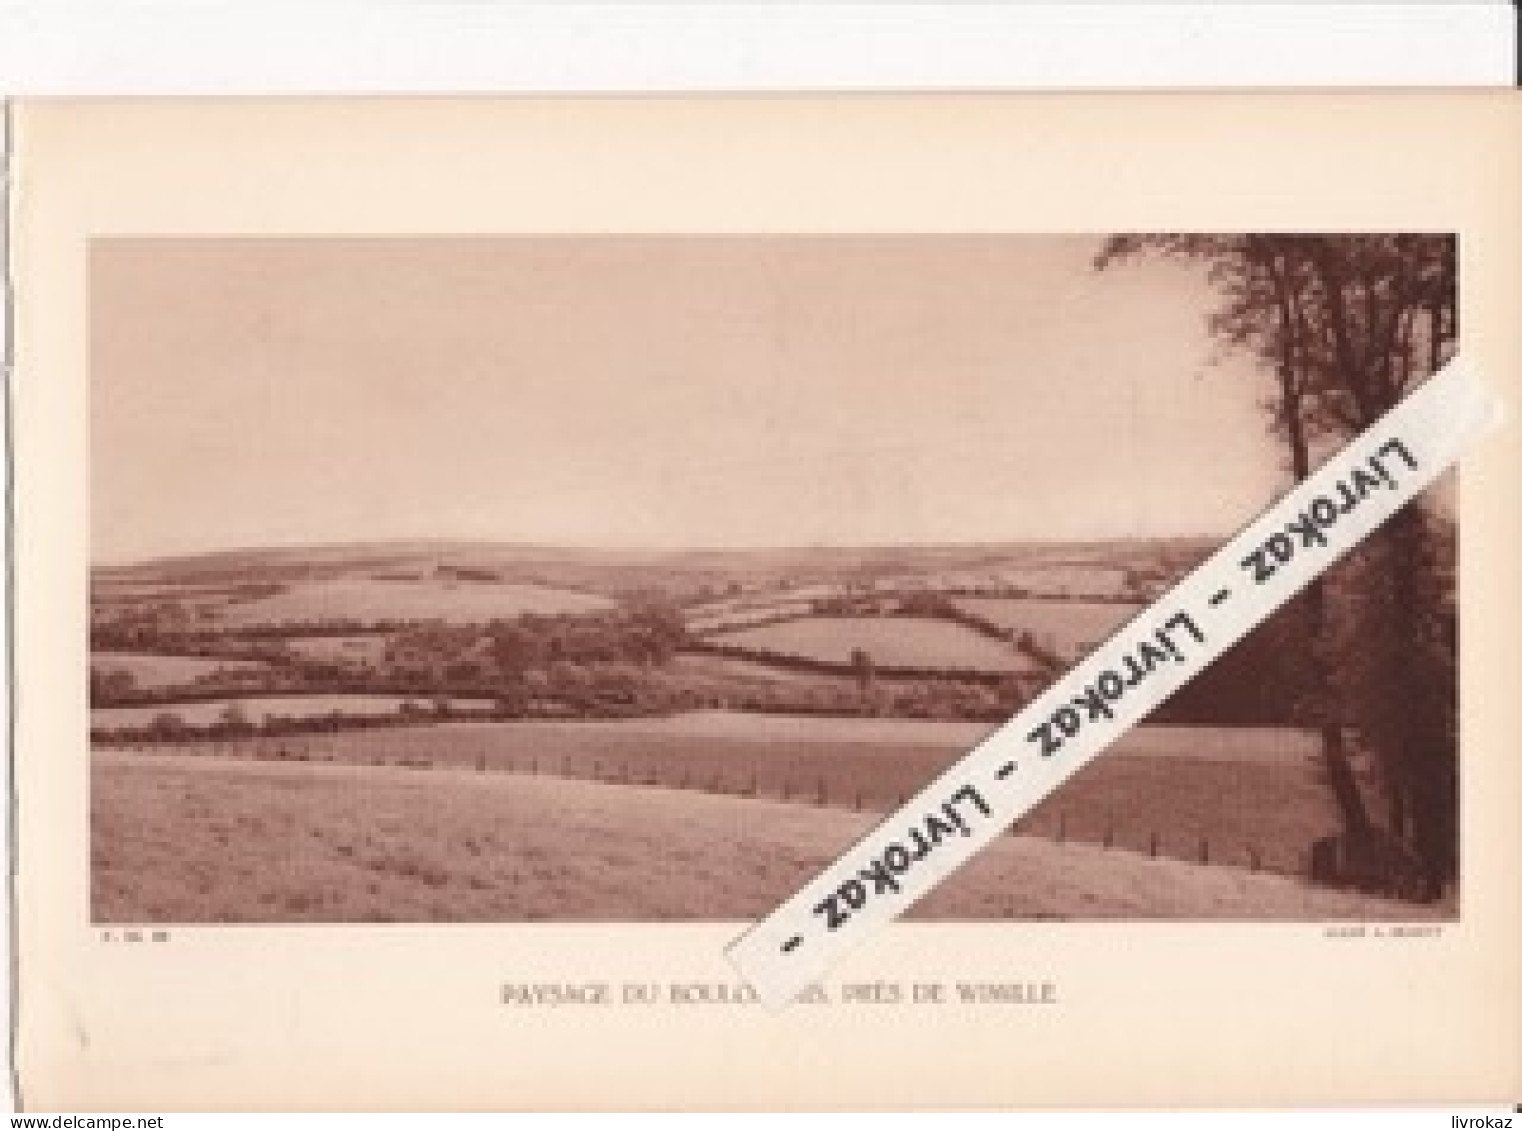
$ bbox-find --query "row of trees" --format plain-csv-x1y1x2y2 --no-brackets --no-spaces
92,602,697,723
1097,234,1458,896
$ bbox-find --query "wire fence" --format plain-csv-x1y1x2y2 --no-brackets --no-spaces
102,736,1290,877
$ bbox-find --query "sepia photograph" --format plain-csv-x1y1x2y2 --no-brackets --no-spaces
88,233,1461,926
13,92,1517,1113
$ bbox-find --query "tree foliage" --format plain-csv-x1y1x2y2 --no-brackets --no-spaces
1097,234,1458,896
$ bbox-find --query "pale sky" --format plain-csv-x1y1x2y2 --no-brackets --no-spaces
91,236,1286,565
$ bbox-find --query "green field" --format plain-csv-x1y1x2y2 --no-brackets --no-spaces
91,651,270,689
99,713,1333,874
952,597,1145,657
667,653,862,689
720,616,1040,672
283,635,393,663
93,752,1425,923
685,598,819,635
215,576,613,627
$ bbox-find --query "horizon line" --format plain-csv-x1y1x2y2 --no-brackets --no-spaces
91,530,1229,572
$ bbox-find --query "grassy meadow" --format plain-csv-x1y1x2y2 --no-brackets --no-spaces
720,616,1039,672
92,751,1424,924
98,714,1334,876
91,651,270,689
951,597,1146,658
215,576,613,627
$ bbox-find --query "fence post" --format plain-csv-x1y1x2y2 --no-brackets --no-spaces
1102,824,1114,849
1149,831,1159,858
1199,837,1210,865
1247,845,1261,872
816,777,827,807
782,779,791,802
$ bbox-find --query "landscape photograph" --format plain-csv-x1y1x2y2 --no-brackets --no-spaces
89,234,1459,924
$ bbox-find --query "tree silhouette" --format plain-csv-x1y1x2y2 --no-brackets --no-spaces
1096,234,1458,895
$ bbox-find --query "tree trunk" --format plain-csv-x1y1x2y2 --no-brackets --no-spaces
1288,423,1371,838
1262,245,1372,839
1305,588,1370,837
1389,781,1407,843
1378,504,1454,897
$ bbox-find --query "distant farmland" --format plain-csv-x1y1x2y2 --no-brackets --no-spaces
87,537,1387,921
216,576,613,626
667,653,862,689
952,597,1145,658
283,635,393,663
720,616,1039,672
91,651,270,689
686,599,818,635
93,694,496,729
